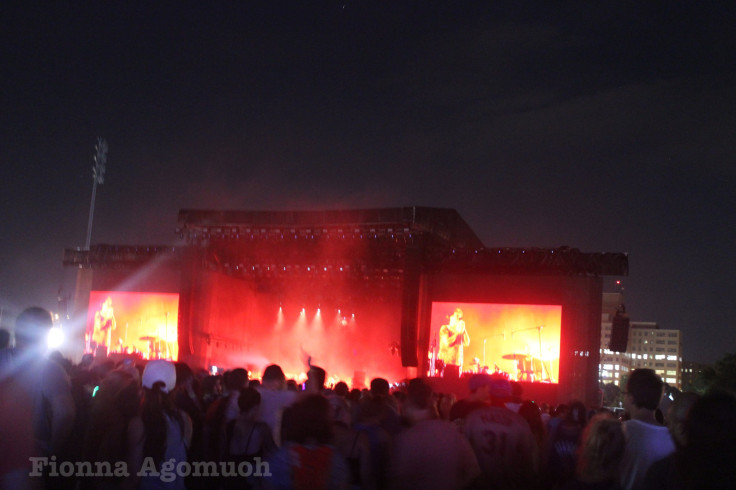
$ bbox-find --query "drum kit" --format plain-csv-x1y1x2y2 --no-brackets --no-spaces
139,335,172,359
501,353,555,382
85,332,174,360
441,353,554,383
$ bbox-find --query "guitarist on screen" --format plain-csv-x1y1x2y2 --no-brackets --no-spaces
438,308,470,373
92,296,117,352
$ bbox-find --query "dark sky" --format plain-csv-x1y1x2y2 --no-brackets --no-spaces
1,1,735,364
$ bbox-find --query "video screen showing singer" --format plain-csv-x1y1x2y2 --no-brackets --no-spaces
430,302,561,382
438,308,470,372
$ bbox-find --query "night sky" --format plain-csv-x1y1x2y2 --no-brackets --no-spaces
1,2,734,364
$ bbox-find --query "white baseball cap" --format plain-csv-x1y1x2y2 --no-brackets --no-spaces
142,359,176,393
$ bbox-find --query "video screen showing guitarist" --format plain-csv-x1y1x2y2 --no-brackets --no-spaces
438,308,470,372
92,296,117,351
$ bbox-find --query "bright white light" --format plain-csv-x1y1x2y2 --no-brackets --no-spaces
47,327,64,350
276,307,285,328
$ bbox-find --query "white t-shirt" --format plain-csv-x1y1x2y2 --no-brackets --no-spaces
256,388,298,445
619,418,676,490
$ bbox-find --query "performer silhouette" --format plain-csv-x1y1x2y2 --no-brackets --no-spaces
92,297,117,351
438,308,470,372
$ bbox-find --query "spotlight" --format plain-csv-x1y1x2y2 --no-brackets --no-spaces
277,306,285,327
47,327,64,350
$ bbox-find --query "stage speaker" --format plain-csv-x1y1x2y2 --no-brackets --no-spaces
609,311,630,352
400,253,422,366
444,364,460,378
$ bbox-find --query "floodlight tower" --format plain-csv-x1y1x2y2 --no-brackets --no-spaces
85,138,108,250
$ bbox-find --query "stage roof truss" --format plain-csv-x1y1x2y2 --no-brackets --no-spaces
63,208,627,278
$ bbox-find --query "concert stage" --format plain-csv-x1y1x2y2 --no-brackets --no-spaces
63,207,627,405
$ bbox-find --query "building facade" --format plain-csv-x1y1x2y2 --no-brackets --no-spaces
599,293,683,389
628,322,682,388
680,360,709,391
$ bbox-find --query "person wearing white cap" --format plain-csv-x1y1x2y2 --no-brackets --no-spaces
125,360,192,489
141,359,177,394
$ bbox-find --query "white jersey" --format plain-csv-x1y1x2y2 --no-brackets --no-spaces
463,405,537,488
391,418,480,490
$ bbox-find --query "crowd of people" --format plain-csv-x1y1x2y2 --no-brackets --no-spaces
1,306,735,490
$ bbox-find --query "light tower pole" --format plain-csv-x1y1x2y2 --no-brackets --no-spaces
85,138,108,250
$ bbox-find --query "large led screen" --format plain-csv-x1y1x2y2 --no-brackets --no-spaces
429,302,562,383
86,291,179,360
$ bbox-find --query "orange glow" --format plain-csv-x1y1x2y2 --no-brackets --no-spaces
430,302,562,383
87,291,179,360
